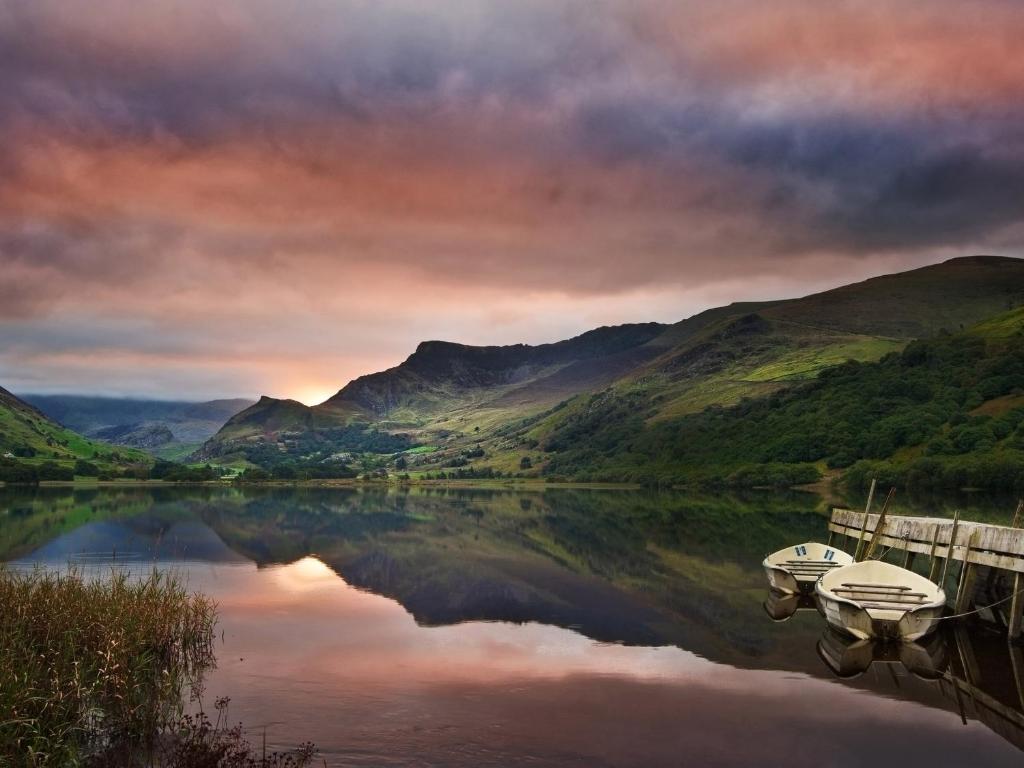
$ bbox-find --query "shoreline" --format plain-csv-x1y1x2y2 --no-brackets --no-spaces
3,477,645,491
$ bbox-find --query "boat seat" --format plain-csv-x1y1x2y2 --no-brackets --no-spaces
786,566,839,571
840,596,928,605
859,602,928,610
784,566,840,571
833,587,927,598
784,560,842,565
840,582,911,590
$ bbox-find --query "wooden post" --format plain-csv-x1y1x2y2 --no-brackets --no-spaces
903,548,916,571
1009,642,1024,709
950,674,968,725
927,524,942,582
940,510,961,590
863,487,895,561
954,530,979,614
1009,571,1023,642
1012,498,1023,530
854,479,877,562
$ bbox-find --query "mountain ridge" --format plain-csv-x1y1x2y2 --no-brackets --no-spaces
198,255,1024,470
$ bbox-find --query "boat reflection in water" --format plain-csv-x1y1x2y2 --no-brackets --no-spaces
812,621,1024,753
762,588,821,622
816,626,949,680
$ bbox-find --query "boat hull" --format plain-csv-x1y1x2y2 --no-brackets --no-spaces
816,561,945,642
763,564,801,595
818,594,942,641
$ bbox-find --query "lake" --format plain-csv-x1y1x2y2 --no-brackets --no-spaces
3,484,1023,766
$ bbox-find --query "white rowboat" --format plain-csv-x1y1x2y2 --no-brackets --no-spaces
762,542,853,594
816,560,945,642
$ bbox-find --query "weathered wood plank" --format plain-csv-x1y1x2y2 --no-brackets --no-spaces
829,507,1024,574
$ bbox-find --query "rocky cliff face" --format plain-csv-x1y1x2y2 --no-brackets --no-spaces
92,423,175,449
324,322,668,416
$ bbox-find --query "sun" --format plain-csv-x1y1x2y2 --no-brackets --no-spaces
291,386,337,407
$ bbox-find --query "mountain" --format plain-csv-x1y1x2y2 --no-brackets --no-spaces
0,386,150,472
197,323,669,462
323,322,668,418
22,396,254,459
199,255,1024,476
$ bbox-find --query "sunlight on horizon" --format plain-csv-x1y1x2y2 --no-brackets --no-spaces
291,386,338,407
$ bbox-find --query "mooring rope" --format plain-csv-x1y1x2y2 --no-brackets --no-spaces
936,583,1024,622
868,531,910,562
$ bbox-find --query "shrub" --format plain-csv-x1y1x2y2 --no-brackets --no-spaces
74,459,101,477
37,461,75,481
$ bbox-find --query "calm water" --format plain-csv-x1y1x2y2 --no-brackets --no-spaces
3,485,1023,767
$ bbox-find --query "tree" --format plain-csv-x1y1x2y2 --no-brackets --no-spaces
395,455,408,470
37,462,74,481
520,456,532,470
74,459,100,477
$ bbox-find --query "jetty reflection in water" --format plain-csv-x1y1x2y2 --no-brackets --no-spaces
2,485,1023,766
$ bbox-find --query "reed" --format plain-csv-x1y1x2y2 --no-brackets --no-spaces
0,566,216,765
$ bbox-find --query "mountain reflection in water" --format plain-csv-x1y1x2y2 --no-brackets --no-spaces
2,485,1022,766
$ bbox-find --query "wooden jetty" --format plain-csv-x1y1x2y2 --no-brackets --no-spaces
827,505,1024,640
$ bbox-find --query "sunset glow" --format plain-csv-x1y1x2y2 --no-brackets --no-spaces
2,1,1024,399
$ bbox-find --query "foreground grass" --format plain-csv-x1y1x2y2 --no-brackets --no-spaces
1,568,215,764
0,568,315,767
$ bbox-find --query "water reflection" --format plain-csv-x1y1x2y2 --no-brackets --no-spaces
2,485,1023,766
816,626,949,680
762,588,820,622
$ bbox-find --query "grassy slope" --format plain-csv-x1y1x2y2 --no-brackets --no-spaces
0,387,150,469
537,305,1024,488
764,255,1024,338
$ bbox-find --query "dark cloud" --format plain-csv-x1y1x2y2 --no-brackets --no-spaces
2,1,1024,396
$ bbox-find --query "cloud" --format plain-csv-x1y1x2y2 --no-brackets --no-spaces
1,1,1023,397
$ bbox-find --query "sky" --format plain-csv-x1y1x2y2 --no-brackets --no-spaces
3,0,1024,404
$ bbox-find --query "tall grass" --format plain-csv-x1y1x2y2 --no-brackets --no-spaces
0,567,216,765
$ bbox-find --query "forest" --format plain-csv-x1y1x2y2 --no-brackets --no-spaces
543,318,1024,491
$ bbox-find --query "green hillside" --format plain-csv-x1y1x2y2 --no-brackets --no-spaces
764,254,1024,338
0,386,150,480
539,306,1024,490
